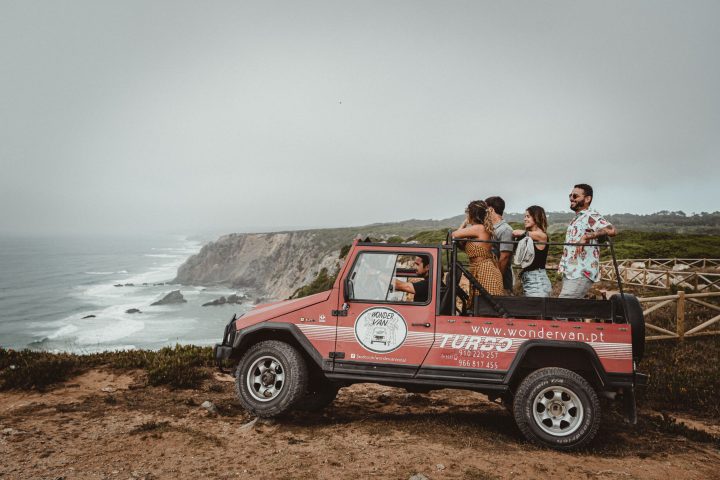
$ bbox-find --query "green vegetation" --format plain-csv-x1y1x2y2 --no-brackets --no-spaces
639,336,720,418
146,344,213,389
603,231,720,259
290,267,337,299
0,344,214,390
0,349,80,390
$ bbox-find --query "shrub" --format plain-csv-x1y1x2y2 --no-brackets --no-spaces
146,344,212,389
0,349,79,390
290,267,337,299
639,336,720,418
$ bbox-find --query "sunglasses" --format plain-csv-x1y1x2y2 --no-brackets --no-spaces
569,193,584,199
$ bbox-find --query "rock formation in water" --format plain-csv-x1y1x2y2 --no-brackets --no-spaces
151,290,187,306
202,294,244,307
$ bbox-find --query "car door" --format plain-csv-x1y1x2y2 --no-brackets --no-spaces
333,247,437,378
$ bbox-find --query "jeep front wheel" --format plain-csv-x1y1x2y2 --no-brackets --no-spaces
235,340,308,417
513,367,600,450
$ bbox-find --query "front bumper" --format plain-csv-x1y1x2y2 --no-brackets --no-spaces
214,314,240,370
214,344,233,366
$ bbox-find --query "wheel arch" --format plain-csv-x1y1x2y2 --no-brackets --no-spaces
231,322,325,372
504,341,609,392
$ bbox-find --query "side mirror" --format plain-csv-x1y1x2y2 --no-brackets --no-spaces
343,276,353,302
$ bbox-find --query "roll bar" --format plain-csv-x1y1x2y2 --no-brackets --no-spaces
443,231,626,316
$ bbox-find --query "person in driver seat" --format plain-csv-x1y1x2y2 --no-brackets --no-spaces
393,256,430,302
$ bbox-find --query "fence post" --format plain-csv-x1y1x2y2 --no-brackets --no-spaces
666,271,671,289
677,291,685,342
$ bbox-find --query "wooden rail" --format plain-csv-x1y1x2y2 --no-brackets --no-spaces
604,258,720,270
637,291,720,341
599,258,720,292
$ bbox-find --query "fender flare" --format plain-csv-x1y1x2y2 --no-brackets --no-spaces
231,322,325,369
502,340,626,389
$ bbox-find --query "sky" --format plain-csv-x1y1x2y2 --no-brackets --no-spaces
1,0,719,236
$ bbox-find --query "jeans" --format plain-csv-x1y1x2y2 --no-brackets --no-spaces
559,274,593,299
521,269,552,297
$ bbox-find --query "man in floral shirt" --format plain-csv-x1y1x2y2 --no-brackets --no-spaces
558,184,617,298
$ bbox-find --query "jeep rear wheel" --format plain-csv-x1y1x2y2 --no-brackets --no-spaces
513,367,600,450
235,340,308,418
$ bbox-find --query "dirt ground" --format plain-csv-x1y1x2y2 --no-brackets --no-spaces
1,369,718,480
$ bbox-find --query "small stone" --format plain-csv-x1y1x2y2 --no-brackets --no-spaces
101,386,116,393
201,401,219,415
2,428,14,435
436,464,445,470
409,474,429,480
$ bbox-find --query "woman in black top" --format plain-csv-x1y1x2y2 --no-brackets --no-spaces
512,206,552,297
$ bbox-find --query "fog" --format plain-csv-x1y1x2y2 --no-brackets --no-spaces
1,1,718,236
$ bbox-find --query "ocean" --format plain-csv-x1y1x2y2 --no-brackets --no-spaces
0,234,251,353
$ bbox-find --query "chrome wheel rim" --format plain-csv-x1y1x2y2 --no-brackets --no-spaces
532,386,584,437
246,355,285,402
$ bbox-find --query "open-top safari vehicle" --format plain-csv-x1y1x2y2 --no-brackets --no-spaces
215,234,647,450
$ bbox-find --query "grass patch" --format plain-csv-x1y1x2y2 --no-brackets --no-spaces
146,345,213,389
463,467,500,480
639,336,720,418
130,420,170,434
0,349,80,390
290,267,337,299
0,344,214,391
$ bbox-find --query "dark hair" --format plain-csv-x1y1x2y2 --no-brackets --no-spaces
418,255,430,268
574,184,594,203
466,200,494,234
526,205,548,233
484,196,505,216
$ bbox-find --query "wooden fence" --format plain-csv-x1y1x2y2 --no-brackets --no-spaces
599,258,720,292
638,291,720,341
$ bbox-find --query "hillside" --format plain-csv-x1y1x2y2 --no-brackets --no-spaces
174,211,720,300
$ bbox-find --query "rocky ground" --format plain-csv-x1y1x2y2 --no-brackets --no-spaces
1,369,718,480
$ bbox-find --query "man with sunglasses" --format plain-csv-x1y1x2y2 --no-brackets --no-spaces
558,184,617,298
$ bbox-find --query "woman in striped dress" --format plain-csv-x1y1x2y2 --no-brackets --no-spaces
451,200,504,297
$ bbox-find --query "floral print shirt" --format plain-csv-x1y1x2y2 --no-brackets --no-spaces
558,209,612,282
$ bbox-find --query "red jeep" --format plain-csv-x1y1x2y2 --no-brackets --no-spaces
214,237,647,450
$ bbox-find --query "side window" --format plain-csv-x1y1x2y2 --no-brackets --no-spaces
347,252,431,304
349,252,398,302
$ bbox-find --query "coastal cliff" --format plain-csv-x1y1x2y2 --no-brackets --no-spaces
172,217,464,300
174,231,346,300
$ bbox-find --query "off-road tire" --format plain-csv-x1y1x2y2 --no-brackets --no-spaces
235,340,308,418
513,367,601,450
296,380,340,412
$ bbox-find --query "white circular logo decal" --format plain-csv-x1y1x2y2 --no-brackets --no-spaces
354,307,408,353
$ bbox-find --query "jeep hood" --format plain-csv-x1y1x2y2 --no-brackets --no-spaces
234,290,333,328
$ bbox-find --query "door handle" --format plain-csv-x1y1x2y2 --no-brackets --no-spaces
412,323,432,328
